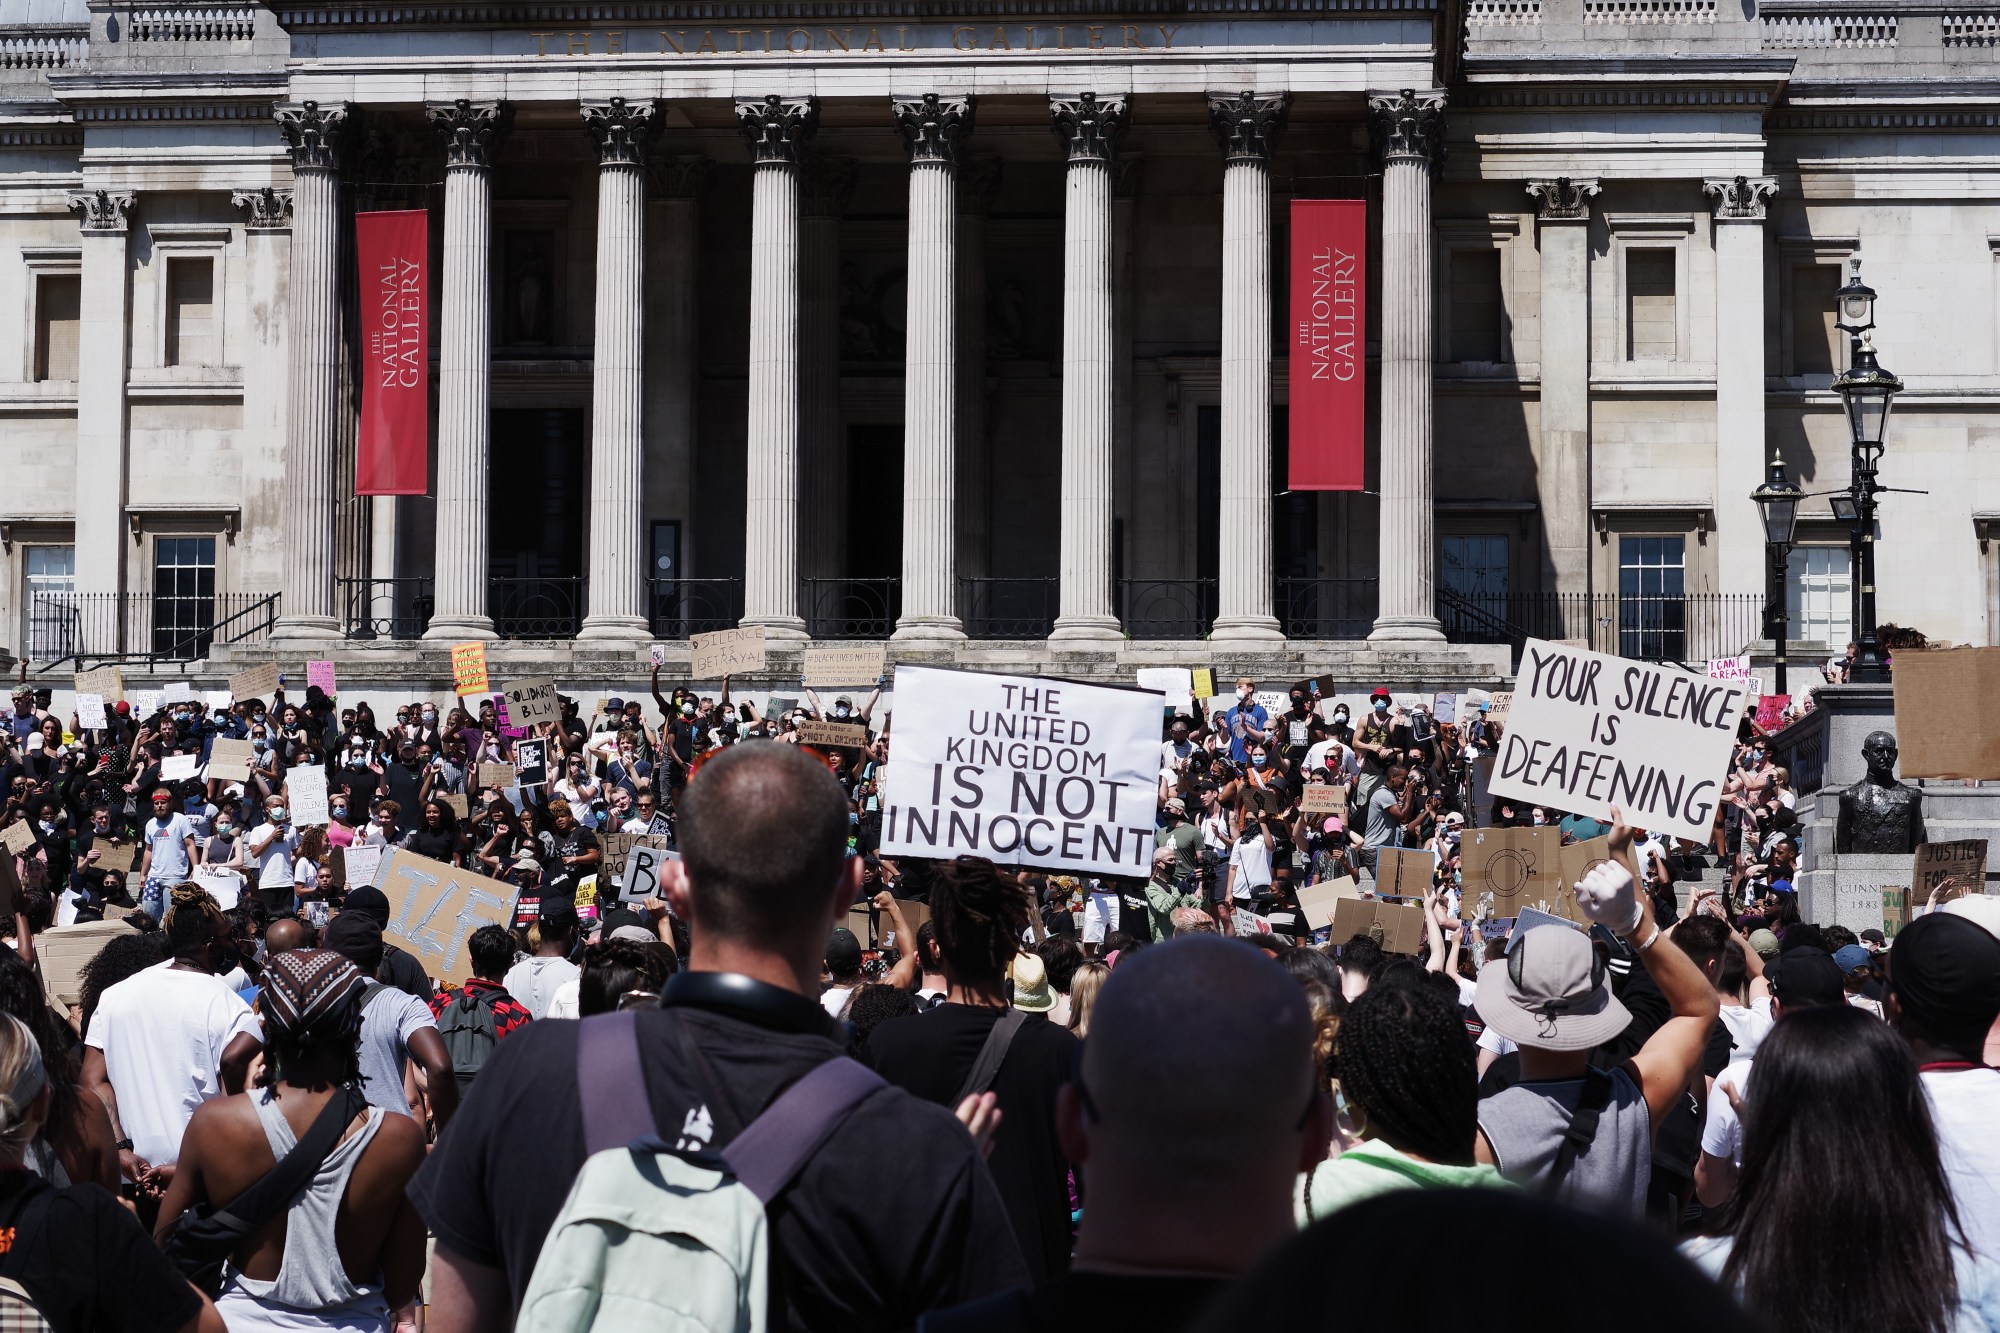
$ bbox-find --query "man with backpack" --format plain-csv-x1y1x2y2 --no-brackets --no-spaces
426,925,532,1103
410,742,1027,1332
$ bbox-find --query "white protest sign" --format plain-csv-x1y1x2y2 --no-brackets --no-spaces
132,689,163,719
288,766,330,826
343,842,384,890
192,866,242,911
1134,667,1193,714
620,842,671,905
879,666,1162,877
1706,655,1752,682
1488,638,1750,844
160,753,199,781
162,681,196,704
75,694,107,730
1432,693,1458,724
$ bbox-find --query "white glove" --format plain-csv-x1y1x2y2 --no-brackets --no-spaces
1574,856,1643,935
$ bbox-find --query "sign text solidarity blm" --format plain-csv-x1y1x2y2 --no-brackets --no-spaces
879,666,1163,877
1486,639,1748,845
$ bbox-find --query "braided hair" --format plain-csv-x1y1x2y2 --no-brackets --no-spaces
1333,978,1478,1166
928,856,1033,987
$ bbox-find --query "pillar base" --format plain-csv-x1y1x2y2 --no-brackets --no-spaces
269,615,342,643
1368,615,1447,645
1049,616,1124,648
1209,615,1285,647
576,615,652,642
423,617,496,642
892,616,967,645
740,617,810,647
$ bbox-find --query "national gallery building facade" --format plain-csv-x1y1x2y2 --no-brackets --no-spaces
2,0,1998,686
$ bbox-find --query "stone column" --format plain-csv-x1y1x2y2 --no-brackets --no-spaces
1209,92,1291,643
1706,176,1779,599
737,95,819,641
422,99,511,640
1368,90,1447,643
67,189,135,615
578,97,662,640
799,154,856,583
646,157,708,583
892,94,973,642
231,187,294,611
269,101,349,638
1527,177,1600,599
1048,93,1130,644
956,156,1001,582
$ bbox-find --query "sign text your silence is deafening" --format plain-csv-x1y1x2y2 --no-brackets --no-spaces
884,680,1153,870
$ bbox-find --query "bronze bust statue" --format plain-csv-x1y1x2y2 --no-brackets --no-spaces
1835,730,1926,854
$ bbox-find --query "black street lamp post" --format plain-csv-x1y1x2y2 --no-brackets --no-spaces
1830,258,1902,685
1751,451,1802,695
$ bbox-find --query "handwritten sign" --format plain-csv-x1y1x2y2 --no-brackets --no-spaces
1135,667,1195,714
75,694,107,730
451,642,490,697
229,663,282,701
307,660,338,695
690,626,767,679
378,849,516,985
501,678,561,728
288,766,329,826
1487,639,1747,845
73,667,122,701
0,822,36,856
343,842,384,890
1301,785,1347,816
207,738,257,783
803,645,887,690
1294,875,1364,932
191,866,242,911
442,793,469,821
92,839,139,874
797,719,868,748
1912,839,1987,901
1373,846,1435,899
38,921,134,1007
476,761,515,792
1753,694,1791,732
1707,655,1752,682
1882,885,1911,939
619,841,670,905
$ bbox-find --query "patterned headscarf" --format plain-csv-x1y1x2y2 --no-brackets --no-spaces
259,948,367,1046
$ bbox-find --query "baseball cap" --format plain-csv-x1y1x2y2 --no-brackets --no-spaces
1831,944,1873,974
1444,812,1465,828
1769,878,1795,896
1940,893,2000,942
1746,928,1780,959
825,926,862,974
1860,928,1888,947
1475,926,1630,1052
114,701,131,715
1889,912,2000,1046
539,897,581,931
1767,946,1845,1008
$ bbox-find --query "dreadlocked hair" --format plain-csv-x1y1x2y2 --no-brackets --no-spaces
928,856,1034,986
1333,978,1478,1167
165,883,224,957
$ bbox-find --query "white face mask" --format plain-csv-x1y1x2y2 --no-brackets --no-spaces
269,805,289,823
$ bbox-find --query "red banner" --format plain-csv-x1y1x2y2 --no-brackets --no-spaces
1289,200,1367,491
355,210,429,496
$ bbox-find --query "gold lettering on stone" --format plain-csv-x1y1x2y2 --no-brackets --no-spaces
1122,24,1145,46
605,28,625,52
897,26,915,48
1088,23,1105,46
864,27,884,49
1024,24,1042,48
953,26,978,49
788,27,812,50
825,27,852,50
725,28,752,51
990,25,1011,48
694,29,718,52
566,30,590,54
660,28,684,52
531,30,553,54
1158,23,1181,46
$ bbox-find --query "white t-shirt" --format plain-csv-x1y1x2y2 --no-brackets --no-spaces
1926,1067,2000,1262
547,978,583,1020
818,985,856,1019
1701,1056,1753,1166
144,814,196,880
1717,1001,1774,1063
250,823,299,890
503,955,581,1021
84,966,260,1168
1227,836,1273,900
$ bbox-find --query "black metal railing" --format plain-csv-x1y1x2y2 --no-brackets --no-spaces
1118,579,1215,640
31,591,280,670
490,577,586,639
339,577,434,640
648,578,743,638
1279,578,1379,639
1436,590,1766,667
959,576,1058,639
806,578,899,640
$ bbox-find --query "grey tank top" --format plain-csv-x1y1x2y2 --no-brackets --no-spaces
221,1091,388,1313
1478,1065,1652,1219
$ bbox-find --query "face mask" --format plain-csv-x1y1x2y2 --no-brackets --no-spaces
1251,754,1269,768
215,823,233,836
1531,813,1546,825
681,704,695,717
331,805,348,820
835,705,851,718
269,805,289,823
422,710,436,722
1373,701,1389,715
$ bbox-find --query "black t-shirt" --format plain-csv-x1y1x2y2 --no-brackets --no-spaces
0,1172,200,1333
408,977,1028,1330
865,1005,1080,1287
404,826,459,863
379,943,436,1002
922,1272,1227,1333
381,761,424,814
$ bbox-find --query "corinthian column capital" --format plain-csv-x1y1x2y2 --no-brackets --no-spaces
1527,176,1600,222
232,187,294,231
736,95,819,166
581,97,663,167
426,99,513,171
276,100,349,173
1050,92,1130,165
1207,91,1290,162
67,189,135,233
1704,175,1778,221
892,94,975,167
1368,88,1447,171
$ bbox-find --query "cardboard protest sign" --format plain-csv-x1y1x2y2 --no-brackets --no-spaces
1551,835,1614,923
39,921,134,1007
1329,897,1427,954
1301,785,1347,816
1753,694,1791,732
1912,839,1987,902
1294,876,1364,932
92,838,139,873
229,663,282,701
797,720,868,748
75,694,107,730
442,793,469,821
1707,655,1752,682
1881,886,1911,939
451,642,490,697
1373,846,1435,899
0,822,37,857
160,753,199,782
207,738,256,783
1460,826,1561,920
288,766,330,826
160,681,193,704
307,660,338,695
476,761,515,792
690,626,766,679
377,849,515,985
73,667,122,701
1486,691,1513,724
513,739,549,789
803,645,888,690
1893,648,2000,779
1488,640,1748,844
620,841,670,905
600,833,672,884
879,666,1162,877
343,843,385,890
846,898,933,950
501,678,561,728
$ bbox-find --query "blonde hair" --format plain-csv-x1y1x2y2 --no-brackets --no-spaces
1067,961,1111,1039
0,1013,47,1154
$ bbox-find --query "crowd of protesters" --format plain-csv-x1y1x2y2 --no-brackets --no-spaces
0,654,1990,1333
